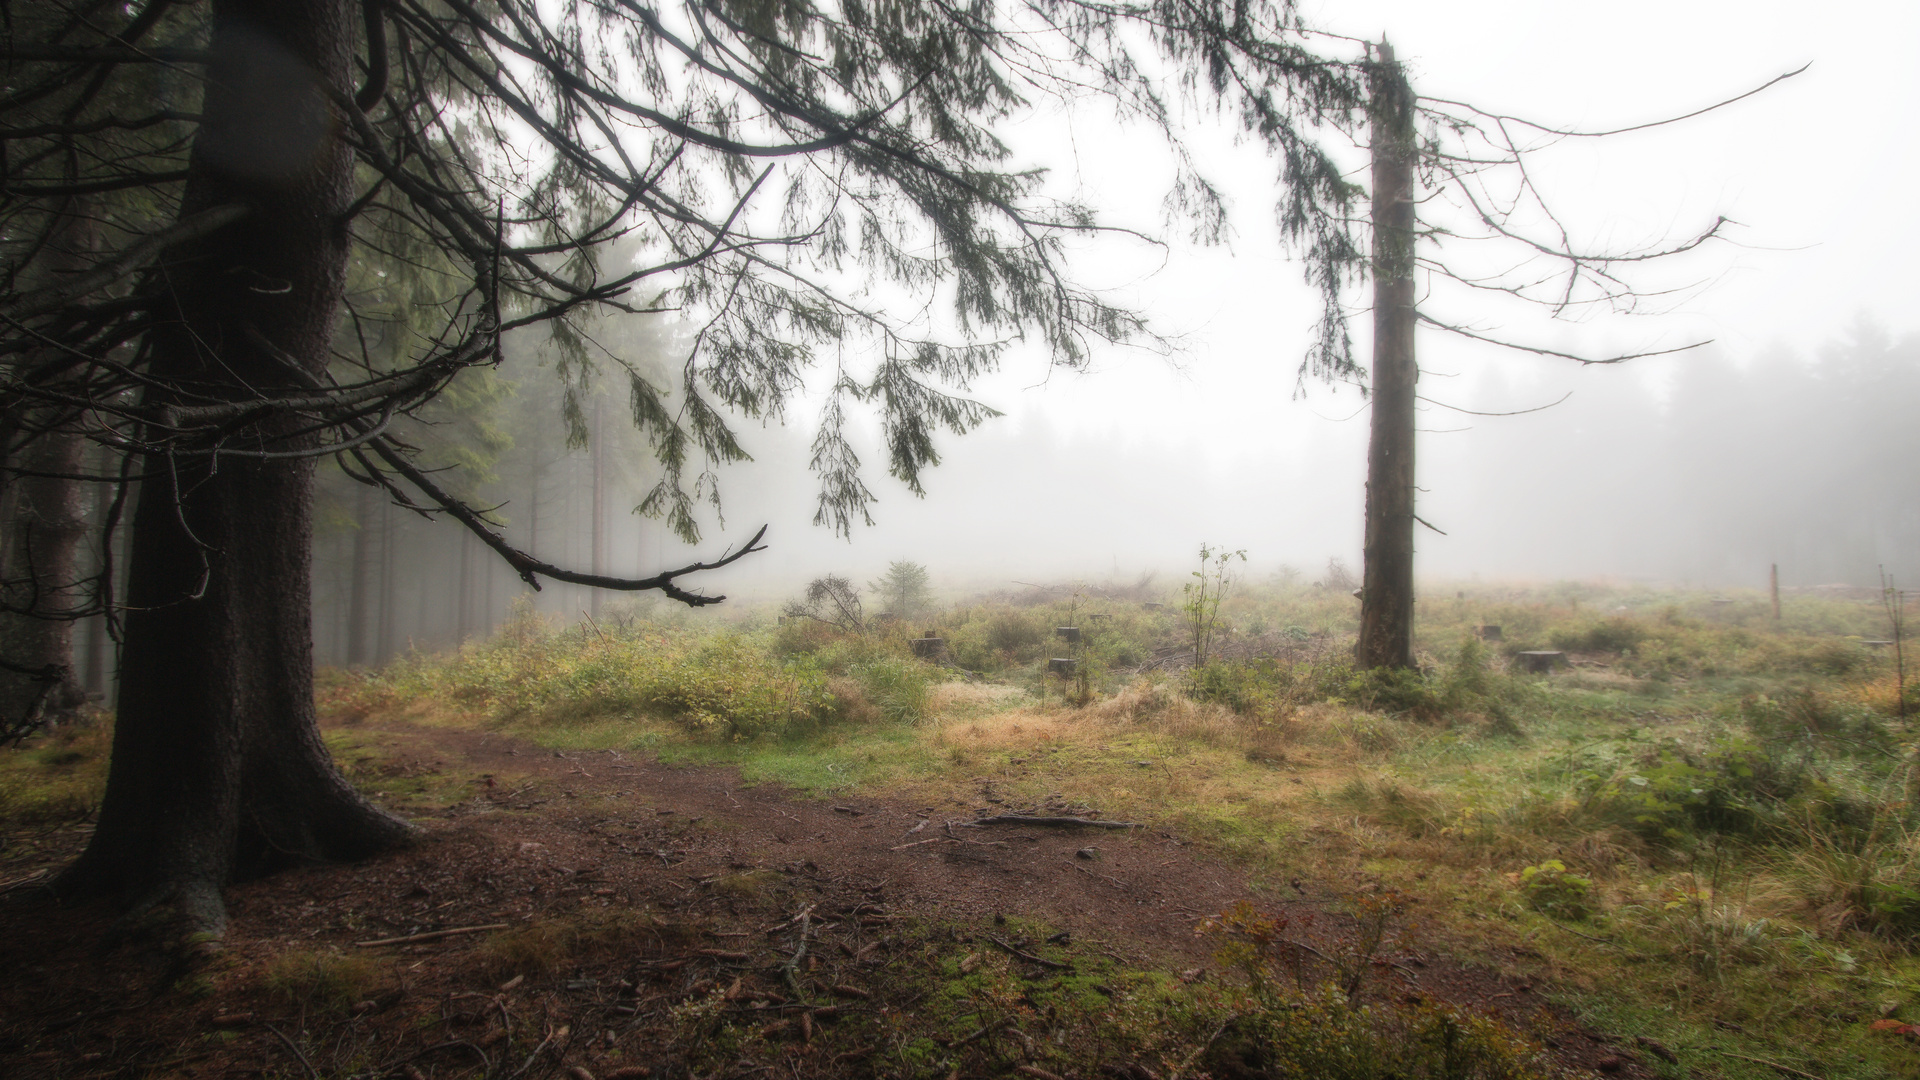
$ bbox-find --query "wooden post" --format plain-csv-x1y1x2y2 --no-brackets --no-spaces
1770,563,1780,621
1357,39,1418,671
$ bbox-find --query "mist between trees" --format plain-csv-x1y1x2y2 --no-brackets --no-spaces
178,313,1911,675
36,308,1908,692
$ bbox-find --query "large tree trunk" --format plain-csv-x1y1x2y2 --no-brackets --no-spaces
1356,42,1418,671
56,0,415,934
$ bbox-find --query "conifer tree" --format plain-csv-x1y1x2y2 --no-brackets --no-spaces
0,0,1372,936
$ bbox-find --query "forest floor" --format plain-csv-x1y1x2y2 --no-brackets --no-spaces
0,714,1671,1080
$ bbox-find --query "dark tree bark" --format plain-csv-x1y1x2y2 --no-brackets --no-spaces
55,0,415,933
1356,42,1418,671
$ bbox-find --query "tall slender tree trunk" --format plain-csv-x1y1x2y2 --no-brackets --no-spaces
1356,41,1418,671
482,532,496,637
346,481,375,665
590,395,605,619
82,458,114,697
57,0,415,934
377,495,395,663
0,200,99,727
457,529,473,641
0,423,90,726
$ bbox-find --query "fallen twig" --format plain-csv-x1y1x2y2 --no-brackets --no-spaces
1545,917,1620,947
985,934,1071,970
356,924,510,948
782,905,815,1001
1065,860,1131,891
0,868,51,893
951,1018,1013,1047
966,815,1143,829
263,1023,321,1080
1713,1051,1825,1080
940,820,1007,847
1169,1017,1235,1080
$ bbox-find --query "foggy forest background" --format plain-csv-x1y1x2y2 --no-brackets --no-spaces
60,309,1918,689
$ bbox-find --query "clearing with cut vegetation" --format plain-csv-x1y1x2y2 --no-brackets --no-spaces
4,580,1918,1080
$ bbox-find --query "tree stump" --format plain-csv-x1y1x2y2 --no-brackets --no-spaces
1054,627,1081,644
1478,625,1503,642
1515,651,1563,674
1048,658,1077,676
909,636,947,659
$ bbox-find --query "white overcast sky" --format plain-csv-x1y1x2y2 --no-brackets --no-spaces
631,0,1920,598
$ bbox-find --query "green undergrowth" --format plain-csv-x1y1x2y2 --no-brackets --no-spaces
0,718,108,827
341,599,940,741
323,729,482,810
653,906,1551,1080
223,901,1561,1080
318,583,1920,1076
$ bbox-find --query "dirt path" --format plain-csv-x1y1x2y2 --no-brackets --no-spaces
327,724,1276,963
0,721,1653,1080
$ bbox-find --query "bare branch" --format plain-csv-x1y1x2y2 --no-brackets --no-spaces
1420,64,1810,139
1415,312,1709,365
5,205,249,322
1415,390,1572,416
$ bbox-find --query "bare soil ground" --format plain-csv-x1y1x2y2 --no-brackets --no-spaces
0,720,1662,1080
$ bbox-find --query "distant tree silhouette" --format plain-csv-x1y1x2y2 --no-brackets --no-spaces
870,561,936,621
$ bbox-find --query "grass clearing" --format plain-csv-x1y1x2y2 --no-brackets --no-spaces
364,579,1907,1077
7,579,1915,1076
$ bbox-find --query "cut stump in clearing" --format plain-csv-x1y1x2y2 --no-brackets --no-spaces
1515,651,1564,674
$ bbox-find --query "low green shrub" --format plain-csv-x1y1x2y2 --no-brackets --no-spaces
1193,901,1545,1079
264,949,385,1014
1515,859,1596,921
353,621,836,740
640,634,838,739
1786,834,1920,940
944,604,1051,671
1585,739,1781,842
846,654,935,724
1550,617,1647,654
1185,658,1288,715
